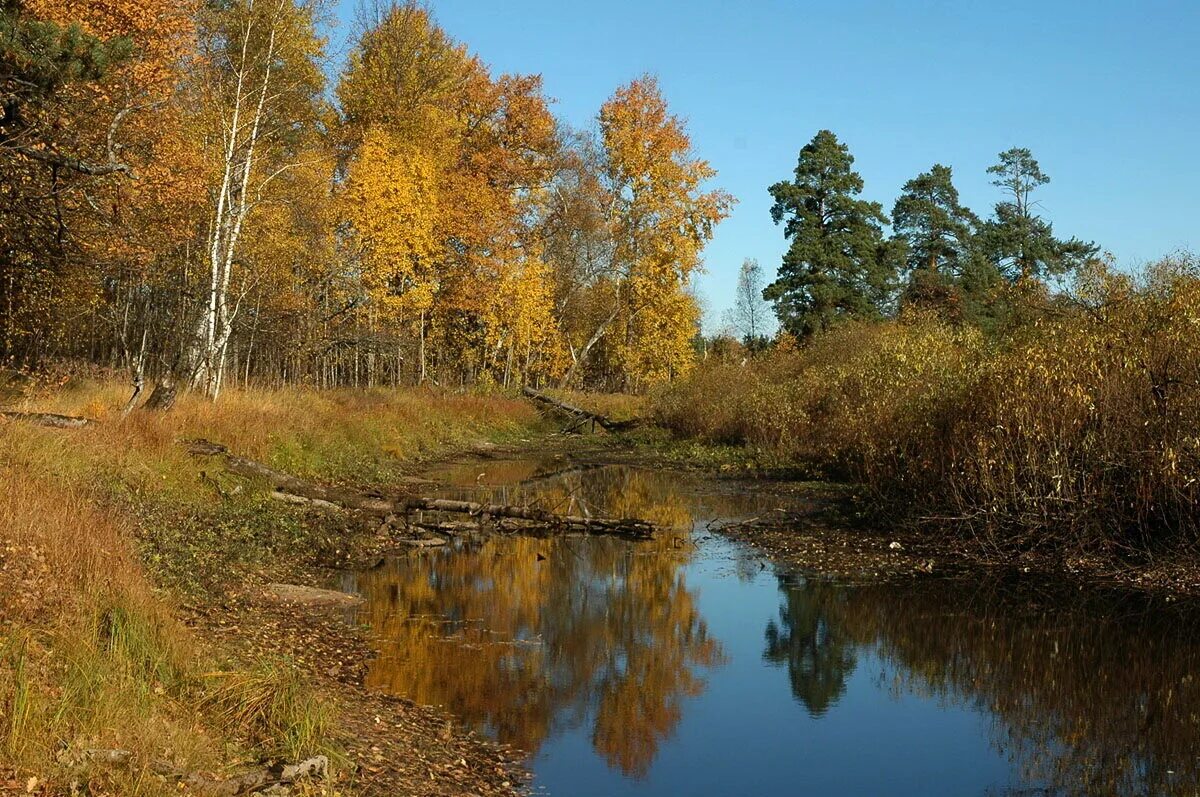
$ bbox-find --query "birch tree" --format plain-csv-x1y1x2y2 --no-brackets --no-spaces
187,0,326,398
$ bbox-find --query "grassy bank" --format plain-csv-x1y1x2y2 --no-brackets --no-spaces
0,381,543,794
657,260,1200,566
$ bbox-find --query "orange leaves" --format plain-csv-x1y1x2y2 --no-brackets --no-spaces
337,2,562,382
26,0,197,93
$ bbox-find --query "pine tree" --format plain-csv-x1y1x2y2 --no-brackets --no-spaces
891,164,983,319
764,130,898,338
981,147,1097,282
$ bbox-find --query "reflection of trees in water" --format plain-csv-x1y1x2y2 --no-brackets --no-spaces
429,458,785,531
820,575,1200,796
763,574,856,716
356,465,729,778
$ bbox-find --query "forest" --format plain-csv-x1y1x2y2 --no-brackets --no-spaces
1,0,733,400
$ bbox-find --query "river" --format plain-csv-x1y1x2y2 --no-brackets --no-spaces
340,455,1200,796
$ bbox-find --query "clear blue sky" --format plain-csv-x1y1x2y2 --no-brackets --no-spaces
327,0,1200,330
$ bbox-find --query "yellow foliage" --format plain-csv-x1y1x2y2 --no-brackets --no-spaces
343,126,440,322
599,76,733,388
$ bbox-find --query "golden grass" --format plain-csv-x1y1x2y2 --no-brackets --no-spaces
0,466,218,793
546,389,647,423
0,380,545,792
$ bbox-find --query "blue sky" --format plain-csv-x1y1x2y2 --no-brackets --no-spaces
327,0,1200,330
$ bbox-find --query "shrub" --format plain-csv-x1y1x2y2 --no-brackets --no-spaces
657,255,1200,558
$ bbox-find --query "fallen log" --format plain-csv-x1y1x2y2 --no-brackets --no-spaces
520,386,639,433
400,496,655,539
186,439,656,540
187,439,395,512
0,410,96,428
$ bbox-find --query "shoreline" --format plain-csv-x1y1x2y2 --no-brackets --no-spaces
703,476,1200,601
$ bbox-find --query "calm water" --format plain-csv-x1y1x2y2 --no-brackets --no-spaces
342,457,1200,796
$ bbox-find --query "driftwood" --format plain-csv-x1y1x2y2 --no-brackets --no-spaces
163,755,329,796
0,410,96,428
520,386,639,433
186,439,656,540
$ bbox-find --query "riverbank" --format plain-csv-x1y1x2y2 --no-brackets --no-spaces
0,380,549,796
654,275,1200,590
644,443,1200,598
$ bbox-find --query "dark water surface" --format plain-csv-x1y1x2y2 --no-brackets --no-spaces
342,457,1200,796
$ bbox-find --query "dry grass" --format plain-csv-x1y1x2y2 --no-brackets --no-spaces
545,389,647,423
0,381,545,792
0,467,218,794
200,664,335,761
658,256,1200,560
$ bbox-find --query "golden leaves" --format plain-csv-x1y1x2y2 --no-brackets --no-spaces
337,3,562,381
598,76,733,387
343,126,440,321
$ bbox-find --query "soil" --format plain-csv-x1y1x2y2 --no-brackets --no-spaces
186,585,528,797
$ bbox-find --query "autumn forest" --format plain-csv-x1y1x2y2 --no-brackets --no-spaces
6,1,1200,795
2,0,737,400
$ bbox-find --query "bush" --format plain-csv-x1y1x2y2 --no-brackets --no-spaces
657,256,1200,558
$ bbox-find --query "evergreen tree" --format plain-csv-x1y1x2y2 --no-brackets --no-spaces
763,130,898,338
1,1,133,166
891,163,985,319
981,147,1097,282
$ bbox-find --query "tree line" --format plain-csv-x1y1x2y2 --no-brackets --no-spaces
0,0,731,401
744,130,1098,344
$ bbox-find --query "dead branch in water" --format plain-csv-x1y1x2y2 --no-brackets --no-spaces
185,439,656,540
520,386,640,433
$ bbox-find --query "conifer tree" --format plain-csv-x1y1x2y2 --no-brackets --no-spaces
764,130,899,338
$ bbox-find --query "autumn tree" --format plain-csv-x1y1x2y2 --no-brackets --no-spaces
764,130,900,338
0,0,203,378
183,0,329,399
585,76,731,389
338,1,561,387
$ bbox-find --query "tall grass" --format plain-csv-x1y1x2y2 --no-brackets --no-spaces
201,663,335,760
657,257,1200,559
0,382,543,791
0,467,216,792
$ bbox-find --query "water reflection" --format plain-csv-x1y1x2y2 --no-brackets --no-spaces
350,458,1200,795
775,573,1200,796
350,463,773,777
763,574,856,717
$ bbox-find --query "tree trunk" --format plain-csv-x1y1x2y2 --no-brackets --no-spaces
143,376,178,412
